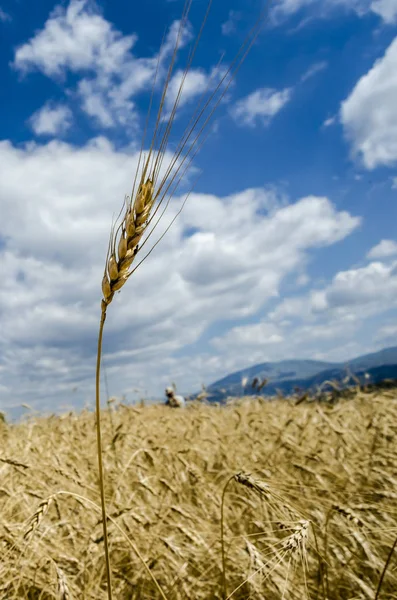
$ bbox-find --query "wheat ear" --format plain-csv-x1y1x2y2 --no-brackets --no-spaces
234,472,272,500
332,504,364,528
23,495,54,541
55,565,71,600
281,519,310,559
101,178,155,306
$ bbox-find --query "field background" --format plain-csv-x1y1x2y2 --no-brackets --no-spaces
1,390,396,599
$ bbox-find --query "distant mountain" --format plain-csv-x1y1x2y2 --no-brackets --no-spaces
205,359,336,397
347,346,397,371
202,346,397,402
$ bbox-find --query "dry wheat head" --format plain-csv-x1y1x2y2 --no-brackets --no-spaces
56,565,71,600
23,495,54,541
102,178,155,305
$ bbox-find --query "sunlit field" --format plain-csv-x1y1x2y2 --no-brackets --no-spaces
1,389,396,599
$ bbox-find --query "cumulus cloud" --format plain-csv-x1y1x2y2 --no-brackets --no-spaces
341,36,397,169
77,80,117,127
324,261,397,308
271,260,397,322
271,0,397,24
212,323,284,350
29,103,73,135
371,0,397,23
367,239,397,259
231,87,292,127
164,65,227,114
0,139,360,410
14,0,134,76
211,315,362,367
221,253,395,375
13,0,193,129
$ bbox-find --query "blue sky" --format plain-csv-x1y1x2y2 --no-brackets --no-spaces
1,0,397,415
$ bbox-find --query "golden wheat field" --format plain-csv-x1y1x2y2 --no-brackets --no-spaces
1,390,396,599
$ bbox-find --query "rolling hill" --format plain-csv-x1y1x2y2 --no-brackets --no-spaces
202,346,397,402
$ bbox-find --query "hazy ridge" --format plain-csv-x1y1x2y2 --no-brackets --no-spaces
203,345,397,402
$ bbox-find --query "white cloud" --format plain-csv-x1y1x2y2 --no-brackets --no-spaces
77,80,116,127
212,323,284,350
325,261,397,308
376,323,397,341
0,7,11,22
14,0,130,76
296,273,310,286
341,36,397,169
367,239,397,258
271,260,397,322
29,103,73,135
221,10,241,36
371,0,397,23
228,253,396,375
231,87,292,127
271,0,397,24
0,139,360,409
300,60,328,82
323,115,337,128
13,0,192,129
271,0,321,20
206,307,365,372
165,65,226,114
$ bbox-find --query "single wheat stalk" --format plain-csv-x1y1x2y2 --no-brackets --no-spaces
94,1,269,597
221,472,273,599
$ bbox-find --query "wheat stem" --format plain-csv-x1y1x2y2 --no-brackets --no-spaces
220,474,235,600
374,533,397,600
95,301,112,599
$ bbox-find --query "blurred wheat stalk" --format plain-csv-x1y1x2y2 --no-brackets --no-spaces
94,1,268,597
